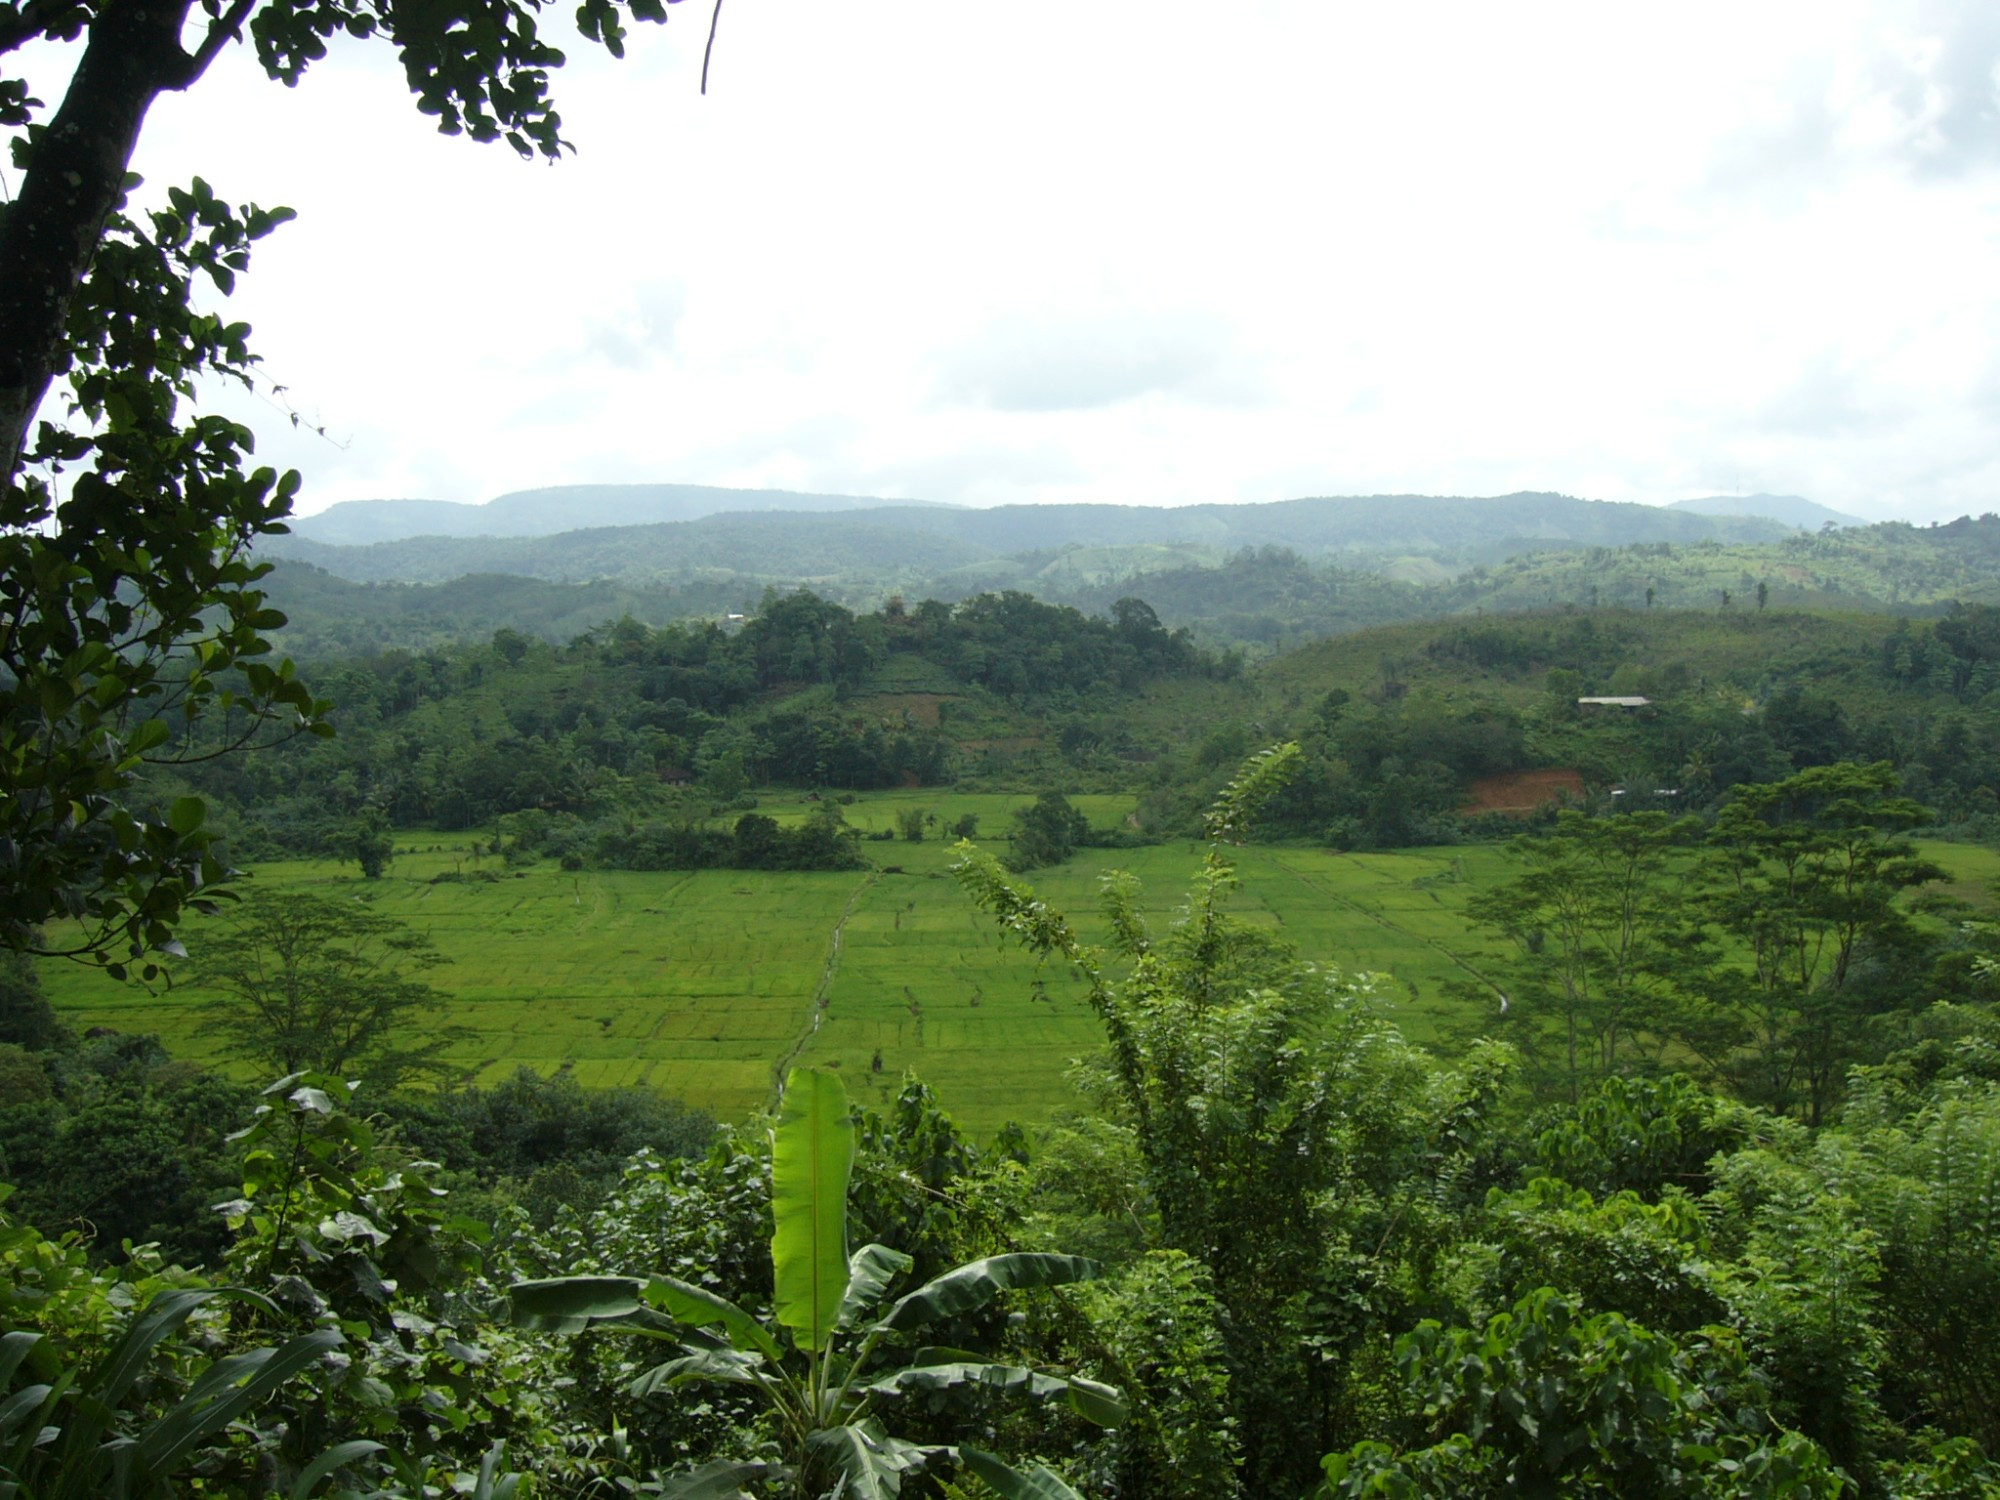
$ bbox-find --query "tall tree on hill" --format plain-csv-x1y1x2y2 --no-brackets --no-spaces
0,0,681,968
1702,761,1943,1124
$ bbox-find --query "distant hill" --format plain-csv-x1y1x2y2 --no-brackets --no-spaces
257,510,2000,662
1666,493,1866,530
263,491,1797,587
288,483,914,546
267,513,1003,587
261,564,767,658
801,491,1796,560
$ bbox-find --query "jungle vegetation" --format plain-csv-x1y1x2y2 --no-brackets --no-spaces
11,0,2000,1488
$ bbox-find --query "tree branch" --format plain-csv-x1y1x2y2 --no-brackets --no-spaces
0,0,90,62
164,0,255,90
0,0,196,477
700,0,722,94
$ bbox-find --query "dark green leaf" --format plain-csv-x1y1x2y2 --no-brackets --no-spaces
510,1275,646,1334
880,1254,1100,1333
838,1243,913,1328
641,1275,785,1363
956,1447,1087,1500
290,1439,387,1499
651,1459,778,1499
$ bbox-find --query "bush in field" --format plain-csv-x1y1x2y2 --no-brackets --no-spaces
1006,791,1090,871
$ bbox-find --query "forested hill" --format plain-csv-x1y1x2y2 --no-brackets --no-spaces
262,491,1796,588
174,583,2000,866
172,589,1234,854
262,511,2000,660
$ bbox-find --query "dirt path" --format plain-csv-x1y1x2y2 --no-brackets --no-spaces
769,871,880,1105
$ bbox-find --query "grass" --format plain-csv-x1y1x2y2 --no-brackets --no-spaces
40,800,2000,1136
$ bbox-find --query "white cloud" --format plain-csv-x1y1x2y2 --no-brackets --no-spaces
930,306,1255,413
18,1,2000,522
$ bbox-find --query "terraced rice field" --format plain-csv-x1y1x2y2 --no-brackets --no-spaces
40,791,2000,1135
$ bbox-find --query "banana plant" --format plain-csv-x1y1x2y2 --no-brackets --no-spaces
512,1067,1122,1499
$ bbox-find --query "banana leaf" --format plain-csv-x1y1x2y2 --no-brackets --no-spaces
629,1346,774,1398
642,1275,785,1363
866,1361,1125,1426
651,1458,778,1499
878,1254,1100,1333
771,1068,854,1353
805,1420,932,1500
837,1243,913,1329
956,1446,1089,1500
509,1275,646,1334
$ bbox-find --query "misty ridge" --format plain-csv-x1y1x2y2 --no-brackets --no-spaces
258,483,1985,659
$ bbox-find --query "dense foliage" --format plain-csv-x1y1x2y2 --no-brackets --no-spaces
146,588,1219,864
62,4,2000,1491
12,757,2000,1495
1123,601,2000,848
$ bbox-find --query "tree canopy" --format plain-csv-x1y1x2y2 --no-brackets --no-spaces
0,0,686,966
191,889,457,1086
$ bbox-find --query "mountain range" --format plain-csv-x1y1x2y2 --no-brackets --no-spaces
286,483,904,546
257,491,2000,661
270,489,1802,589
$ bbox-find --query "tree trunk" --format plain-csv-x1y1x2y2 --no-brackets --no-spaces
0,0,193,483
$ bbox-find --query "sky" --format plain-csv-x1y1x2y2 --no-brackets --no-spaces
20,1,2000,520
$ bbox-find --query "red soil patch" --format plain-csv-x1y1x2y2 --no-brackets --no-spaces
1462,768,1585,816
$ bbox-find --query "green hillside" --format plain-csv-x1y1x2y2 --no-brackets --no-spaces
259,491,1796,593
258,512,2000,664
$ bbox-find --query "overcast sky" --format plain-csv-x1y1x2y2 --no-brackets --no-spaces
24,1,2000,519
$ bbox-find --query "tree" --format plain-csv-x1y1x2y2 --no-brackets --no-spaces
352,813,394,879
0,177,331,971
1462,811,1712,1102
0,947,68,1051
1006,790,1090,872
0,0,683,969
2,0,682,468
192,890,457,1086
1702,762,1944,1123
959,745,1485,1493
512,1067,1122,1500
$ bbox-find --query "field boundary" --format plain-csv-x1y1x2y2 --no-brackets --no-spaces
769,870,881,1104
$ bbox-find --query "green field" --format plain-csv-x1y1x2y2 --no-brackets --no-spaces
40,793,2000,1135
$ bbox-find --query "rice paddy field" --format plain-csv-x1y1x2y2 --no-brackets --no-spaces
39,789,2000,1136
